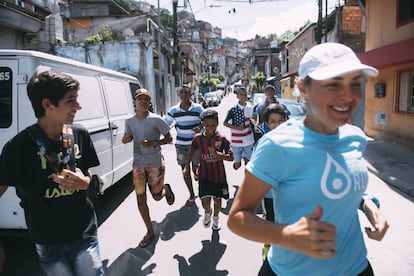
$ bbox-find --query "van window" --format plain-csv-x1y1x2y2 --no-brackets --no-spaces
129,82,141,98
72,75,106,121
0,67,12,128
104,79,131,116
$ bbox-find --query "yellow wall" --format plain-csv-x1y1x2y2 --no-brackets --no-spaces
366,0,414,50
364,0,414,148
365,62,414,148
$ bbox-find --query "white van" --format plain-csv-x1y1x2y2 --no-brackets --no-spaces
0,50,141,230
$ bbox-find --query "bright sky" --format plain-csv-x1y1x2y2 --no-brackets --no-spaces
144,0,342,40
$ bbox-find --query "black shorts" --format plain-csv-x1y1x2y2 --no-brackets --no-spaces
198,179,229,200
258,258,374,276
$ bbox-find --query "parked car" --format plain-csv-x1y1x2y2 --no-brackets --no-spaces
216,84,226,98
251,94,306,121
252,93,266,107
0,49,142,230
203,92,221,107
215,88,225,98
278,98,307,119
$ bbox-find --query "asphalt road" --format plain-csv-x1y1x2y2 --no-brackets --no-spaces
2,92,414,275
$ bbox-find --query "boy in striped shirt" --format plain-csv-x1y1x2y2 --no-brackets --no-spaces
183,109,233,230
164,85,204,206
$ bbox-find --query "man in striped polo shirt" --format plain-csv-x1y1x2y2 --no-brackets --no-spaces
164,85,204,206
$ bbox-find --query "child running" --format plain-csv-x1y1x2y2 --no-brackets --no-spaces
252,103,289,259
183,109,234,230
223,87,254,170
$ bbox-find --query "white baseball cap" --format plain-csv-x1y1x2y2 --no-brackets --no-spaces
298,43,378,80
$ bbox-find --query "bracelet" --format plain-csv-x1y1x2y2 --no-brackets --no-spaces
359,194,380,210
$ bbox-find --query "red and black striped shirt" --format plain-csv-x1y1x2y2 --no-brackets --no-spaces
191,132,232,183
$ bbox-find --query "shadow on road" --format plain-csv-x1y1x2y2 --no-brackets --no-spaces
159,204,200,241
102,203,200,275
174,230,228,276
103,223,159,276
97,173,135,226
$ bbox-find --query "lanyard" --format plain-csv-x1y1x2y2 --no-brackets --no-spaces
28,124,76,174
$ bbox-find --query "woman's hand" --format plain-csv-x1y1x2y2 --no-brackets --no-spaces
362,199,389,241
282,205,337,259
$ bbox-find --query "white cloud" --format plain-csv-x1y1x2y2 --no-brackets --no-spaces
223,1,319,39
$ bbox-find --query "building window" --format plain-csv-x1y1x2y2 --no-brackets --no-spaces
397,0,414,26
397,70,414,113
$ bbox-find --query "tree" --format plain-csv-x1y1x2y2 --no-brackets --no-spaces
85,25,114,44
151,8,174,31
251,72,266,92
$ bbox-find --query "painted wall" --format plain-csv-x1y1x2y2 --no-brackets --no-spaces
364,62,414,148
55,37,178,115
362,0,414,148
365,0,414,50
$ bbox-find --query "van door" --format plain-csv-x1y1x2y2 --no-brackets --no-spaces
71,74,115,190
0,60,28,229
101,78,134,188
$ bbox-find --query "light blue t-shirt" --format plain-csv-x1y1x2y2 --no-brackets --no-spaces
247,118,369,275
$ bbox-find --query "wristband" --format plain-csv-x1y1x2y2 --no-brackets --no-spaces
359,193,380,210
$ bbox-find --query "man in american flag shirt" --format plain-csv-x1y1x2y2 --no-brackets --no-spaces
223,87,254,170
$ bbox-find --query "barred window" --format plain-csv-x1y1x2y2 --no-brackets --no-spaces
397,70,414,113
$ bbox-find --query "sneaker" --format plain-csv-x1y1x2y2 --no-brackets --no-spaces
212,216,221,230
203,209,212,227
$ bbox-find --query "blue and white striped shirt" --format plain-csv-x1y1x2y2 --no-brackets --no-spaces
164,102,204,145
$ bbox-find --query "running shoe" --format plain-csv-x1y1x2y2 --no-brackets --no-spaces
203,209,212,227
212,216,221,230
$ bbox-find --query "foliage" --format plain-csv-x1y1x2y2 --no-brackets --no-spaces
116,0,130,11
267,33,278,40
251,72,266,92
85,25,114,44
197,73,226,92
250,82,259,93
151,8,174,31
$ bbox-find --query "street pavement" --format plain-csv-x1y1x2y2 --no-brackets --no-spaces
2,92,413,275
364,139,414,199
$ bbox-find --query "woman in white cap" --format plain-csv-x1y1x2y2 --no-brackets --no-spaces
227,43,389,275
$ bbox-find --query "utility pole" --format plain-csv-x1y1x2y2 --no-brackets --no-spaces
157,0,164,114
173,0,180,86
316,0,322,44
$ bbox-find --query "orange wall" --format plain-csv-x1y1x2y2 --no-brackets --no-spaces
365,0,414,50
364,0,414,148
364,62,414,147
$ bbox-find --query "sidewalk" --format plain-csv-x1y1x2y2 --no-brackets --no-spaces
364,139,414,198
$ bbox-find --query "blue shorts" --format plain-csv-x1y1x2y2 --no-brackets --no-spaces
175,144,200,167
231,145,253,163
35,235,103,276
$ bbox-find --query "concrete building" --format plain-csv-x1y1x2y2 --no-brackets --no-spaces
358,0,414,148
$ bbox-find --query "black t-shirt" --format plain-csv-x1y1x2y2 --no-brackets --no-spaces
0,124,100,244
